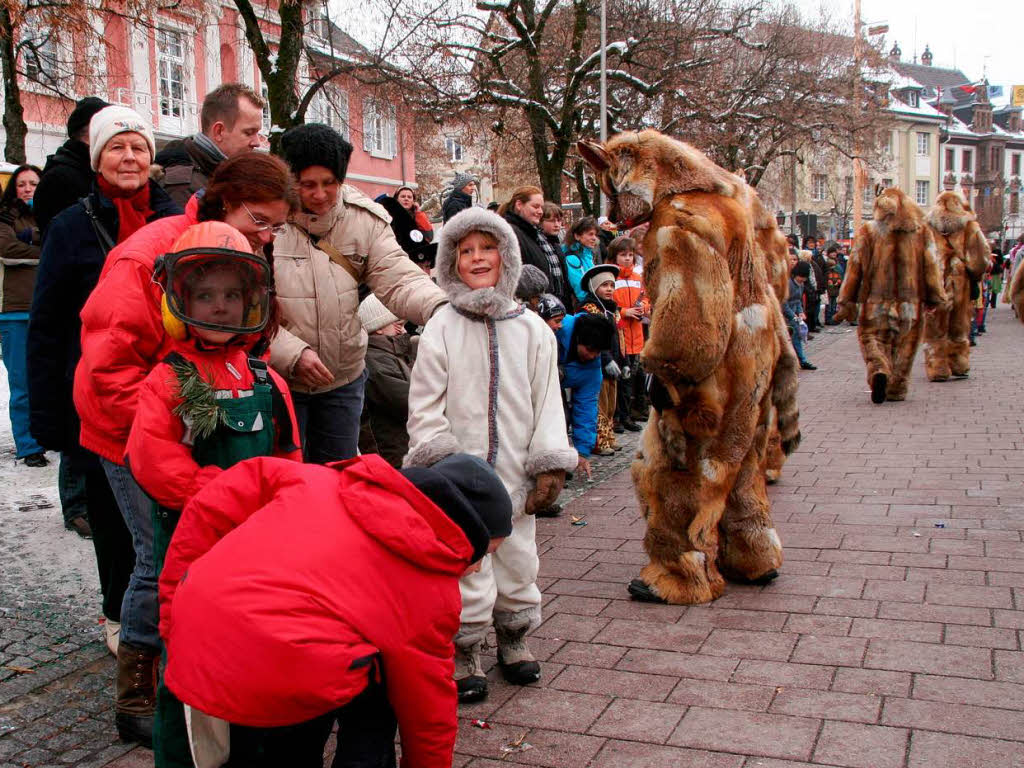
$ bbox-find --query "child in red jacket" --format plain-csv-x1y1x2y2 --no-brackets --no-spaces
125,221,301,766
159,453,512,768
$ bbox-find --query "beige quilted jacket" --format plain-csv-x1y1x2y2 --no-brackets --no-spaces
270,185,446,393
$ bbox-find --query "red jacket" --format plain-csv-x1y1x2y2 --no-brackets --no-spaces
74,195,200,463
159,455,472,768
126,338,302,510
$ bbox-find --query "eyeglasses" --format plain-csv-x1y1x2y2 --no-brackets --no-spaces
241,202,288,236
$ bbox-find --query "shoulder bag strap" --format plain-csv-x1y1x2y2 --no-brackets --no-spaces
294,224,363,285
79,196,117,256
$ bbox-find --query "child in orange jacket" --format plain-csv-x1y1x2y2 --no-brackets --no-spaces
607,236,650,430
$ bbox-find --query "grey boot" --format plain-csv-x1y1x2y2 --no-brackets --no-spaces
494,609,541,685
453,621,489,703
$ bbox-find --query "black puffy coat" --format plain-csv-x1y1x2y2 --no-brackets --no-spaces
377,195,436,265
441,189,473,223
26,181,181,451
503,210,574,310
33,140,93,237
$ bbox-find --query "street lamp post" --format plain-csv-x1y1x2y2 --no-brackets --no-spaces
599,0,608,215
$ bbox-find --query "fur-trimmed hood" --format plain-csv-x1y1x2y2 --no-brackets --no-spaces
927,191,975,235
436,207,522,317
873,187,925,233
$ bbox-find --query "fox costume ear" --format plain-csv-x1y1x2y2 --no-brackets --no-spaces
578,140,612,173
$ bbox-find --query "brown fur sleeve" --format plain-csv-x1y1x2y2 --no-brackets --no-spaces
835,224,871,318
919,228,946,309
1010,261,1024,324
962,222,991,282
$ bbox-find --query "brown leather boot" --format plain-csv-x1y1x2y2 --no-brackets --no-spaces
115,641,158,748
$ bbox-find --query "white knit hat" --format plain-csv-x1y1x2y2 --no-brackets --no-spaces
358,295,400,333
88,106,156,171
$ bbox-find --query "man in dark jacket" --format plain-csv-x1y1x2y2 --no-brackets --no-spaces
441,172,476,222
33,96,109,236
156,83,264,207
784,262,816,370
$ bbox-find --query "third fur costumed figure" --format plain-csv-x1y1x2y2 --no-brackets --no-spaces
834,187,946,403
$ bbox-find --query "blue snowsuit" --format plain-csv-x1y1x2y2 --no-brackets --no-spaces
555,313,603,457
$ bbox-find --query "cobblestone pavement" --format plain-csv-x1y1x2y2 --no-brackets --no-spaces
4,308,1023,767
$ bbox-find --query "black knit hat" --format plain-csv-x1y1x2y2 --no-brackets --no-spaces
792,261,811,279
279,123,353,182
67,96,109,139
537,293,566,320
401,454,513,563
572,312,614,352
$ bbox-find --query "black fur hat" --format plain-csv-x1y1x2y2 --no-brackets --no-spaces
280,123,353,182
572,312,613,351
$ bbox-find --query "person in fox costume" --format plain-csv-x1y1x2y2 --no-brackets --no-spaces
834,187,946,402
578,130,800,605
922,192,990,380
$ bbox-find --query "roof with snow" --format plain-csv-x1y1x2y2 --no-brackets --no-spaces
891,60,971,98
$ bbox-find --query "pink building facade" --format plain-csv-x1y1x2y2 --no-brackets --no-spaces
5,4,417,198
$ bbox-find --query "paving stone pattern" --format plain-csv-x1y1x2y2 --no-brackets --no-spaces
3,309,1024,767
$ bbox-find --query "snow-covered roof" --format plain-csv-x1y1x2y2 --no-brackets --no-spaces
887,94,946,121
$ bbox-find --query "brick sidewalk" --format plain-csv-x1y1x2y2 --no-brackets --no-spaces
6,307,1021,768
452,308,1024,768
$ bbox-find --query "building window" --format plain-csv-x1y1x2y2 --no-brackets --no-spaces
309,87,349,140
261,82,271,134
157,28,185,118
445,137,464,163
882,177,893,188
962,150,972,172
884,131,893,155
991,147,1001,173
906,91,919,108
916,132,930,156
307,3,330,38
863,183,873,205
1013,154,1021,176
915,180,930,206
944,148,955,170
1011,193,1020,214
22,22,58,85
362,99,397,159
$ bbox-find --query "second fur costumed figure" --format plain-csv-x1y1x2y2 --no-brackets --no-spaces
405,208,578,703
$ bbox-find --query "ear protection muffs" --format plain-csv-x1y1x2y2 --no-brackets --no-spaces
161,294,188,341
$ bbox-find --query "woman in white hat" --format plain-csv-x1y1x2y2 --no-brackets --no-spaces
26,104,181,746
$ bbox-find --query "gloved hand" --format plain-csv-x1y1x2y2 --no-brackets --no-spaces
621,365,632,380
525,470,566,515
604,360,621,379
16,227,34,245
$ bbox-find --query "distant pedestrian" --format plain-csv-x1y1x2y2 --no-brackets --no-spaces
442,172,477,222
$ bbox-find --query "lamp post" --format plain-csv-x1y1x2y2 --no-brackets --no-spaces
599,0,608,215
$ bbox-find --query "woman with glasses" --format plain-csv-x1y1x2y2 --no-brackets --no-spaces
73,152,297,748
271,123,446,463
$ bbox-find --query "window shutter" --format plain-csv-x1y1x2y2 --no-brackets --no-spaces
362,99,373,152
387,112,397,158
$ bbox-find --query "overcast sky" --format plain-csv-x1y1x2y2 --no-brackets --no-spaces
804,0,1019,86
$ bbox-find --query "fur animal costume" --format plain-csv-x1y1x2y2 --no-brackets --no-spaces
922,192,990,380
748,189,795,484
834,188,945,402
579,130,800,605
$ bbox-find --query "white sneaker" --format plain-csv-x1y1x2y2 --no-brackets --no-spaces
104,619,120,656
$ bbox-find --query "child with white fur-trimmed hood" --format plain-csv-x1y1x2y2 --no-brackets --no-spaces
405,207,578,703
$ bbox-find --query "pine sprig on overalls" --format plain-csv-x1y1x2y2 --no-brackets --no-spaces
169,361,226,440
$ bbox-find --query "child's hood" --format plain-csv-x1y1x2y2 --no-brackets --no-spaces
436,207,522,317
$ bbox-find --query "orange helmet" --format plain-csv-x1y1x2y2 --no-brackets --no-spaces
153,222,272,340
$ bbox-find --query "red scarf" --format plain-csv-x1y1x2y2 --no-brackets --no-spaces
96,176,153,243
